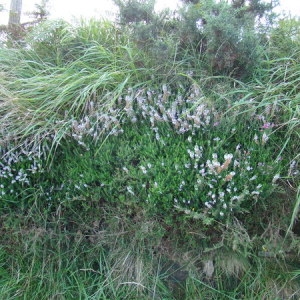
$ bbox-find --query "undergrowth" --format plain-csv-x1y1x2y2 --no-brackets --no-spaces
0,16,299,299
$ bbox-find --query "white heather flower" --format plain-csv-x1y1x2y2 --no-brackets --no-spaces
250,175,257,181
188,149,195,159
155,133,160,141
224,154,233,161
200,168,206,176
272,174,280,183
262,132,269,144
127,186,134,195
253,134,259,144
194,145,203,159
288,161,298,176
147,163,152,169
232,195,241,201
220,211,224,217
205,202,212,209
234,160,240,168
251,191,260,195
223,203,227,209
140,166,147,174
187,136,192,143
213,161,221,168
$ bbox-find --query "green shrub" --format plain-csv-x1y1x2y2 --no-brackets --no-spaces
13,84,282,226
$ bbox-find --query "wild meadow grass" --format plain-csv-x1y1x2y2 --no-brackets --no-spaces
0,18,299,299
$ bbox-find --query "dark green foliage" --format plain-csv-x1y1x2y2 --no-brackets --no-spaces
113,0,156,24
177,0,276,78
113,0,278,80
268,16,300,59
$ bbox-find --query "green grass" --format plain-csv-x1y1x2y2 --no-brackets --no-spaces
226,50,300,233
1,201,299,299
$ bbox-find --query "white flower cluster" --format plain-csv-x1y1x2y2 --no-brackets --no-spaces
0,142,45,199
172,139,269,220
54,84,216,150
120,84,215,135
119,131,272,221
70,106,124,148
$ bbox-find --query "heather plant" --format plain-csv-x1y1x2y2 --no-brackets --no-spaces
0,80,283,224
25,83,283,226
0,139,49,209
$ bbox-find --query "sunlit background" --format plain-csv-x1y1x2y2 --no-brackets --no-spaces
1,0,178,24
0,0,299,25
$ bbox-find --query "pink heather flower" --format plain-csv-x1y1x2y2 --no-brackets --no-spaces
261,122,274,129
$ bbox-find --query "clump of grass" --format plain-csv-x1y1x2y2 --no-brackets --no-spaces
226,49,300,232
0,19,155,153
1,197,299,300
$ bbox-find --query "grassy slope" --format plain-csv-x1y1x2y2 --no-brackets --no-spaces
0,19,299,299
